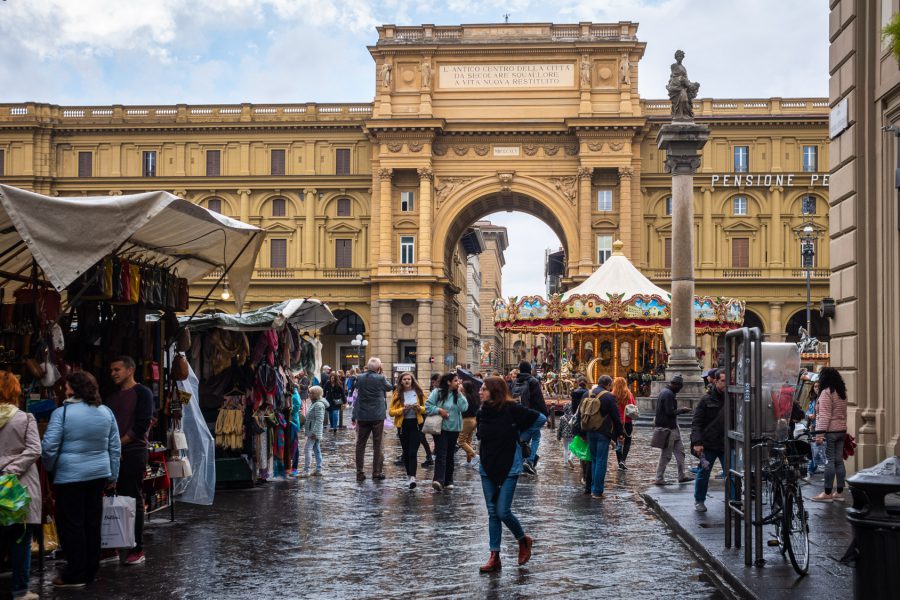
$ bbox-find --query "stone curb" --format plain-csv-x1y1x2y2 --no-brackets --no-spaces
641,491,756,600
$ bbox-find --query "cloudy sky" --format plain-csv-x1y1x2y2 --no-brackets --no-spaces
0,0,829,298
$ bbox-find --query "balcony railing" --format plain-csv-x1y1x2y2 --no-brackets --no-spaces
722,269,763,278
791,269,831,278
391,265,418,275
642,98,828,117
649,269,671,279
322,269,363,279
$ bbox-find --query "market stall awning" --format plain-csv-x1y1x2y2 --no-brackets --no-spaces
0,185,264,308
177,299,335,332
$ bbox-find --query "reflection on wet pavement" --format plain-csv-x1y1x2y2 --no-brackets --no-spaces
31,428,723,599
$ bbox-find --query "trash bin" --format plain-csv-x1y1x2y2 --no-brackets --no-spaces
845,456,900,600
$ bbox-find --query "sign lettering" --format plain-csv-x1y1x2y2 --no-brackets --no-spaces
710,173,829,188
438,64,575,89
493,146,520,156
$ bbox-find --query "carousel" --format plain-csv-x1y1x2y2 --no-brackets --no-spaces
493,241,745,394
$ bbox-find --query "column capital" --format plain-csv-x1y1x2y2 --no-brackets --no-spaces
417,166,433,181
417,298,433,305
303,188,317,196
656,123,710,176
699,186,712,194
618,166,634,180
768,301,784,307
378,298,393,305
237,188,251,196
577,166,593,179
377,167,393,180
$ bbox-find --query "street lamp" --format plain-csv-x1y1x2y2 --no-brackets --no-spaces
350,333,368,368
799,224,817,335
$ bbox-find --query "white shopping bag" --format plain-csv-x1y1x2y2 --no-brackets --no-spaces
101,495,136,549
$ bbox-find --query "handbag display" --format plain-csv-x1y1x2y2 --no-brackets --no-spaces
650,427,672,449
167,457,193,478
422,414,443,436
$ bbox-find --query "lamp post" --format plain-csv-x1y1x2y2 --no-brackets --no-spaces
350,333,368,369
799,224,817,335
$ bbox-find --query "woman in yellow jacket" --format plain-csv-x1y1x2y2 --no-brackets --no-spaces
389,373,426,489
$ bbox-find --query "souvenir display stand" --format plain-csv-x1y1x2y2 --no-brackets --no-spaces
0,185,264,555
177,300,335,488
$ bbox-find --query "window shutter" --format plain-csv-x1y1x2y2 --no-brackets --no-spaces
207,198,222,214
206,150,221,176
272,198,286,217
732,238,750,268
664,238,672,269
271,149,286,176
335,149,350,175
78,152,92,177
337,198,351,216
335,239,352,268
270,239,287,269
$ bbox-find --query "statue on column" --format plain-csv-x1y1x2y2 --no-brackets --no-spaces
380,61,393,89
666,50,700,122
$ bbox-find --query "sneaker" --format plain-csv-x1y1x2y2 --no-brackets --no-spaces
678,476,694,484
99,549,119,565
431,480,443,491
52,577,86,588
618,462,628,471
445,483,454,490
124,551,145,565
811,492,833,502
522,462,536,476
422,459,434,468
16,591,39,600
695,502,708,513
408,476,417,490
831,492,845,502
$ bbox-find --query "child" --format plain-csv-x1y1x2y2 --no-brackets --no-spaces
302,386,329,477
556,402,576,469
806,382,826,477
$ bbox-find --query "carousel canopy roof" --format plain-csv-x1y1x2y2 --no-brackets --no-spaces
563,241,670,300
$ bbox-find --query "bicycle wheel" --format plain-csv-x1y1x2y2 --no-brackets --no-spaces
783,490,810,576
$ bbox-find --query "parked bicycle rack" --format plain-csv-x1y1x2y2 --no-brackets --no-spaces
724,326,764,567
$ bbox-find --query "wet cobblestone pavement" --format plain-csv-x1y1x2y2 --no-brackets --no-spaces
27,428,724,599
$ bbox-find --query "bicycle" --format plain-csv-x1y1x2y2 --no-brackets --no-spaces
751,433,812,576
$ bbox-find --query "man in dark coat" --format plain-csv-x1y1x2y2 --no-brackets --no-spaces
653,374,693,485
510,361,547,474
691,369,726,512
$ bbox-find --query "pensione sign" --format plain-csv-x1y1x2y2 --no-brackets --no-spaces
711,173,830,187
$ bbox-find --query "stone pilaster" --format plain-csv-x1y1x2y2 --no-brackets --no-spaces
303,188,316,267
238,188,251,224
416,298,433,377
770,186,783,267
378,168,393,270
417,167,433,268
577,166,593,275
768,302,785,342
618,166,634,250
700,187,714,269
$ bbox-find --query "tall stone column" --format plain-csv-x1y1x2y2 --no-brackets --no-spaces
431,298,446,370
657,123,710,395
577,167,593,275
417,167,433,268
618,166,634,251
416,298,433,377
768,302,785,342
770,186,783,268
377,299,393,370
700,187,714,269
378,168,393,270
304,188,316,268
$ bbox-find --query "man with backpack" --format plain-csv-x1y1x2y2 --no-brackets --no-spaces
579,375,624,498
510,361,548,475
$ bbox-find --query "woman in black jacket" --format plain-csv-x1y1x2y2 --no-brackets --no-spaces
324,372,345,432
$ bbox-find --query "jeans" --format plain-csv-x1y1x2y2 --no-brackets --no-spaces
54,478,107,584
824,431,846,493
694,449,725,503
117,449,147,553
616,422,633,464
655,427,686,482
432,430,460,486
563,439,572,464
328,408,340,431
355,420,384,477
399,419,420,477
481,475,524,551
0,524,32,596
808,440,826,475
587,432,612,495
303,436,322,473
459,417,477,461
523,427,541,466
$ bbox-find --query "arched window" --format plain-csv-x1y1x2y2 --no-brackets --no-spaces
337,198,351,217
272,198,286,217
801,195,817,215
207,198,222,214
333,312,365,335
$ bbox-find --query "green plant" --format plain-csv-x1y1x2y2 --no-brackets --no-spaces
882,12,900,63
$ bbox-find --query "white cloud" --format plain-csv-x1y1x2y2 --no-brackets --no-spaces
483,212,561,299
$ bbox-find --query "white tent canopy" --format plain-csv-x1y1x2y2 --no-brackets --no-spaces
0,185,264,308
562,240,670,300
176,299,336,332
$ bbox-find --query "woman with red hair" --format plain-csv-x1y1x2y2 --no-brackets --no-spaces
611,377,637,471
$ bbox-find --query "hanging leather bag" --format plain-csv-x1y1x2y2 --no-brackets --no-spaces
171,353,189,382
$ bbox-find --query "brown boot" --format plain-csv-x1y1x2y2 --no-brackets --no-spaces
517,535,533,565
479,551,502,573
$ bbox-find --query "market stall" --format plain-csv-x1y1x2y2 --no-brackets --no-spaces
493,240,745,391
0,185,264,533
174,299,335,487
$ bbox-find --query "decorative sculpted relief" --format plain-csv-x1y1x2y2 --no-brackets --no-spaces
380,61,392,89
432,144,448,156
587,142,604,152
434,177,472,209
387,143,403,153
618,166,635,180
666,49,700,122
548,176,578,206
609,141,624,152
408,142,423,153
474,144,490,156
452,145,469,156
523,144,539,156
543,144,560,156
564,144,578,156
377,167,393,180
580,55,591,86
417,167,433,181
497,171,515,191
577,167,593,180
420,60,432,89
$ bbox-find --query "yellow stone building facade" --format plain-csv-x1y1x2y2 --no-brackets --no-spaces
0,21,829,377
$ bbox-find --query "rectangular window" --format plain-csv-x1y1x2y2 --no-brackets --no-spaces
400,191,415,212
142,151,157,177
801,239,818,268
207,198,222,214
664,238,672,269
665,196,672,216
732,196,748,216
272,198,286,217
801,195,817,215
400,236,415,264
733,146,749,173
206,150,221,177
336,198,351,217
596,189,613,212
335,239,352,268
335,148,351,175
802,145,818,172
0,149,5,177
78,151,92,177
270,149,286,176
270,239,287,269
597,235,613,265
731,237,750,268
